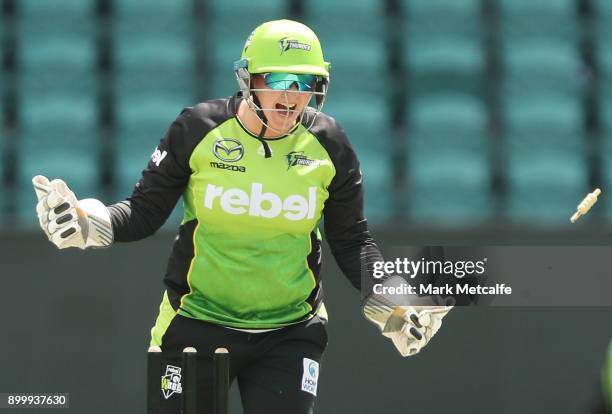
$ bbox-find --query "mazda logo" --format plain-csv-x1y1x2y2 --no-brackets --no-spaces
213,138,244,162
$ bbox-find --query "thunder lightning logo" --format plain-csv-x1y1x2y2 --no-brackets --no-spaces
278,37,312,55
286,151,319,170
161,365,183,399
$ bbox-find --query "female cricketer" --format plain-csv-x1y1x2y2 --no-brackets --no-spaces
32,19,451,414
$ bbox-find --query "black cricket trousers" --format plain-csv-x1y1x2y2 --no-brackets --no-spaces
157,314,328,414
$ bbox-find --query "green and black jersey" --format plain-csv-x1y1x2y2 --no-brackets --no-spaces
108,95,383,330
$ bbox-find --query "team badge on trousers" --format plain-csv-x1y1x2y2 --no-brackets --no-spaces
161,365,183,399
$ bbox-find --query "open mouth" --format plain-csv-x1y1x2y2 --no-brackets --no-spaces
275,103,297,116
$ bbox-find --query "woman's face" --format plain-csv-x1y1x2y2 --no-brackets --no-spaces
250,74,313,134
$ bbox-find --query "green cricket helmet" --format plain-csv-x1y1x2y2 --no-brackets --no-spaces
240,19,330,77
234,19,330,131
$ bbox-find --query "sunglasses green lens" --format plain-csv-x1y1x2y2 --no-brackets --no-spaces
263,73,317,91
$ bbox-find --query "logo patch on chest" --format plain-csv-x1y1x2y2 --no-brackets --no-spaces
204,183,317,221
213,138,244,162
286,151,320,170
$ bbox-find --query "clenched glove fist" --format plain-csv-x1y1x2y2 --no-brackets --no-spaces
363,276,453,357
32,175,113,249
380,305,452,357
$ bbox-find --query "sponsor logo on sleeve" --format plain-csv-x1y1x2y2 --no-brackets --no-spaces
151,147,168,167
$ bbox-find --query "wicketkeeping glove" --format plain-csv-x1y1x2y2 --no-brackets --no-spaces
33,175,113,249
363,276,453,357
381,305,452,357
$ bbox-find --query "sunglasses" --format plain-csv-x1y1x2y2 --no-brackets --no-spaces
262,73,318,92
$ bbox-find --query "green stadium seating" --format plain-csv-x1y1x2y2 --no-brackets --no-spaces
112,94,192,229
113,95,189,199
112,0,196,97
403,0,483,98
210,45,241,99
593,0,612,42
114,34,195,99
498,0,578,43
16,94,100,225
407,95,491,224
114,0,193,38
114,0,193,17
506,157,587,225
360,155,394,223
306,0,386,97
17,95,99,187
3,0,596,229
326,94,386,128
407,39,484,98
600,163,612,220
499,3,585,224
504,97,583,149
504,97,586,224
318,35,386,96
502,40,580,100
409,155,492,225
114,36,193,69
409,95,487,153
207,0,288,99
595,0,612,220
0,109,5,221
309,0,384,16
410,161,492,224
209,0,285,15
18,35,97,95
600,70,612,139
323,94,388,152
598,102,612,219
0,189,4,226
19,0,94,18
15,1,98,226
18,0,97,97
403,0,481,19
207,0,288,59
308,0,385,37
19,0,95,37
402,0,482,39
596,20,612,107
593,0,612,16
322,94,393,221
598,42,612,82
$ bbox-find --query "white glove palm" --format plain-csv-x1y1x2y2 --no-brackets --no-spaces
33,175,113,249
